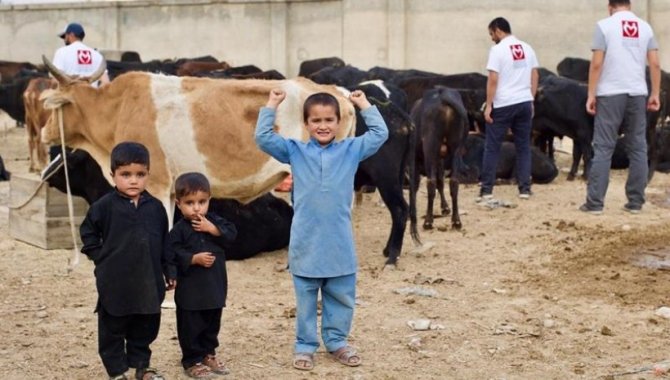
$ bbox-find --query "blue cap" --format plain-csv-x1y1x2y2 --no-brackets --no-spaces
58,23,85,39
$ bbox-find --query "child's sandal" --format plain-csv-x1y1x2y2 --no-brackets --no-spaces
330,346,361,367
135,367,166,380
184,363,213,379
203,354,230,375
292,353,314,371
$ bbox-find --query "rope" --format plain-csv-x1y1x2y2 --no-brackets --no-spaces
7,160,64,210
58,107,80,272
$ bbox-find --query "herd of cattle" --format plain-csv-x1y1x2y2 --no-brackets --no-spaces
1,53,669,267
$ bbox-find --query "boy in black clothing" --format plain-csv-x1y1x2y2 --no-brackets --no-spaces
80,142,176,380
169,172,237,378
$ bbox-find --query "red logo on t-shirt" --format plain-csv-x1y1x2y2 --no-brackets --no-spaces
77,50,92,65
510,44,525,60
622,20,639,38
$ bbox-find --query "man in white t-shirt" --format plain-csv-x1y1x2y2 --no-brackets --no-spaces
52,22,109,85
49,23,110,163
480,17,539,201
580,0,661,215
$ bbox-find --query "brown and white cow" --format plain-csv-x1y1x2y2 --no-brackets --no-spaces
23,76,57,172
40,56,355,221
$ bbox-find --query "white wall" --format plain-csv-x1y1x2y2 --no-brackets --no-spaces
0,0,666,77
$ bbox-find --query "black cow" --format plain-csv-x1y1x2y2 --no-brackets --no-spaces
556,57,590,82
461,134,558,185
536,75,661,180
230,70,286,80
396,74,488,134
356,80,409,112
0,70,48,124
106,59,178,80
173,195,293,260
556,56,670,125
453,87,487,133
411,87,469,231
298,57,345,78
107,55,219,79
537,67,557,81
193,65,264,79
0,60,42,84
41,151,293,260
534,75,594,180
366,66,441,84
120,51,142,63
352,82,420,267
397,73,488,109
308,65,369,88
612,122,668,175
657,125,670,172
173,55,219,66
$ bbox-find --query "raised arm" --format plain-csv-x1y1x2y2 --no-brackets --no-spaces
255,89,292,163
350,90,389,161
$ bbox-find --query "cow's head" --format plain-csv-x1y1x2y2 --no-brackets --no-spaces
39,55,107,145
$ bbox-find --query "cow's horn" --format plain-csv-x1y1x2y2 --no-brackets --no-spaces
87,58,106,84
42,54,73,85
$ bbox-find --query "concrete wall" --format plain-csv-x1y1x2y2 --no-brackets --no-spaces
0,0,667,77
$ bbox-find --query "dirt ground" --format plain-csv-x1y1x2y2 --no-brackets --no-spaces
1,114,670,380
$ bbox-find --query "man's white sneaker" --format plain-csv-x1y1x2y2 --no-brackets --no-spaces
476,194,493,202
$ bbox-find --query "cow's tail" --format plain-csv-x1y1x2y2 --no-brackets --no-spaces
441,89,472,181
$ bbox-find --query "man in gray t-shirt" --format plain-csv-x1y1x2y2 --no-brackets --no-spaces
580,0,661,215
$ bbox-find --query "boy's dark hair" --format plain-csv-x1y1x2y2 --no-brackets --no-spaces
609,0,630,6
110,141,150,172
488,17,512,34
303,92,341,123
175,172,211,199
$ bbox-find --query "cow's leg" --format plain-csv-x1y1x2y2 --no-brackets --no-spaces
36,140,48,170
436,158,450,216
548,136,556,163
449,177,462,230
26,122,38,172
377,183,409,266
424,174,436,230
567,141,581,181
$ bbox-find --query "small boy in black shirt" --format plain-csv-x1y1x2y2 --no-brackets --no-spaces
169,172,237,378
80,142,176,380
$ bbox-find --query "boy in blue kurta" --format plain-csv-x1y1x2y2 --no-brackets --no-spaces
255,89,388,371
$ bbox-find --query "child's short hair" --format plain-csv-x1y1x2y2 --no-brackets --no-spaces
110,142,150,172
175,172,211,199
303,92,341,123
